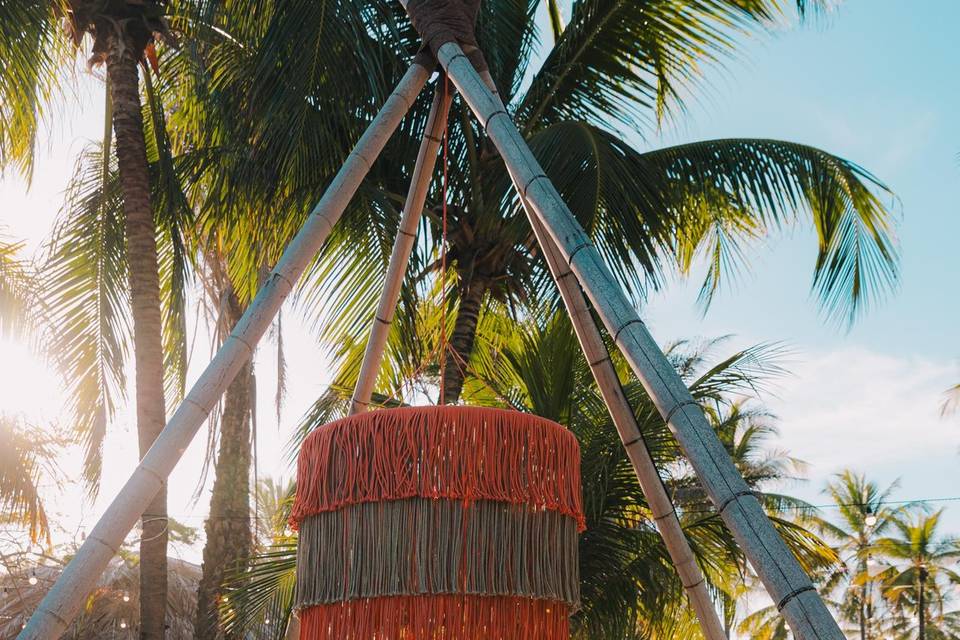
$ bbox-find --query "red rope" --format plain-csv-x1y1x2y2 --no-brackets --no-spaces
439,75,450,404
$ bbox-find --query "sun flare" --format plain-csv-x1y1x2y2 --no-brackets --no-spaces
0,339,64,424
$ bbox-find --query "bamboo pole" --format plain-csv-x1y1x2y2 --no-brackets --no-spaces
529,215,728,639
427,39,844,640
16,63,431,640
350,84,453,415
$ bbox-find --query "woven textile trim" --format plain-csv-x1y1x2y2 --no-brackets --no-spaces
295,498,580,609
298,594,570,640
290,406,585,531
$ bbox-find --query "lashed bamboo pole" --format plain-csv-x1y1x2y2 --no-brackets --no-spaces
427,39,844,640
472,69,725,633
17,63,431,640
529,215,728,639
350,84,453,415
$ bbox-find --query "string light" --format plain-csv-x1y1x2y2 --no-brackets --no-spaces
28,571,37,586
119,619,127,630
865,513,878,527
122,591,130,603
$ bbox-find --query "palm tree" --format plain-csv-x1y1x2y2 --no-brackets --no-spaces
875,510,960,639
812,471,899,639
2,2,184,634
254,0,902,406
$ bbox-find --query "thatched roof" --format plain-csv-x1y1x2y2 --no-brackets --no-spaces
0,556,199,638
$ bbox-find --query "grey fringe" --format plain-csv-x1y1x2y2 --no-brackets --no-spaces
295,498,580,611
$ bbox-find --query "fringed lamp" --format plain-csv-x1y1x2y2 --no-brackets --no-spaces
290,406,584,639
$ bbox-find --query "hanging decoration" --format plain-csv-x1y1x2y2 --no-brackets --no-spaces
290,405,584,639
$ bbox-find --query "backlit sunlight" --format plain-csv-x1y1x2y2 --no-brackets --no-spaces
0,339,64,425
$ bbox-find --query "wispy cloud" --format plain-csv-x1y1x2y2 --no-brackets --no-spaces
766,346,955,471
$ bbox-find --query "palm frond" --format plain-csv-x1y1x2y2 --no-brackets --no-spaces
43,143,130,492
0,234,38,339
941,383,960,418
143,65,194,408
642,138,898,321
0,416,54,544
220,540,297,640
516,0,810,133
0,1,67,178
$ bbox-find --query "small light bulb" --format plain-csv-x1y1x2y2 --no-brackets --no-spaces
28,574,38,586
120,619,127,629
122,591,130,603
264,618,270,625
865,514,878,527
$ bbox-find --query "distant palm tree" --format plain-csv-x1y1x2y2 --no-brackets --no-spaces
811,471,899,639
875,510,960,639
2,3,179,634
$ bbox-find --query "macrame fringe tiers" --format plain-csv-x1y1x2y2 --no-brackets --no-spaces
298,594,571,640
293,406,583,639
291,406,585,531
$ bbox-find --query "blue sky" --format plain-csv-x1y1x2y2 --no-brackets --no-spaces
642,0,960,531
0,0,957,613
647,0,960,355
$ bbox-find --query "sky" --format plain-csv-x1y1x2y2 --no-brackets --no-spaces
0,0,958,624
642,0,960,528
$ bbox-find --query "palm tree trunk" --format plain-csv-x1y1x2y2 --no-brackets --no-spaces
194,291,253,640
440,278,485,404
918,567,927,640
105,49,168,640
860,586,867,640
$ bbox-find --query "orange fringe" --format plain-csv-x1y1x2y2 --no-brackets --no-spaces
298,595,571,640
290,406,584,531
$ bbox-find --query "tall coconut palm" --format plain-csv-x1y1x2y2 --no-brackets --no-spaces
875,510,960,640
257,0,901,406
811,471,899,639
190,248,255,640
2,2,185,635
